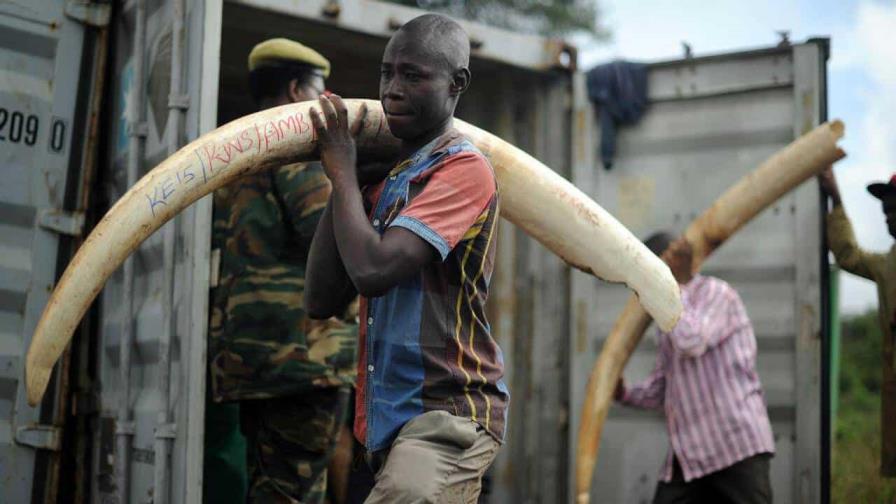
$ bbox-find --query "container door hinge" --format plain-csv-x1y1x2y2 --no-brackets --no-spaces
115,421,136,436
168,94,190,111
64,1,112,27
155,423,177,439
15,424,62,451
127,121,149,139
38,209,85,237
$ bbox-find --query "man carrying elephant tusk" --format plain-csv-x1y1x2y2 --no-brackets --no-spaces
305,13,508,503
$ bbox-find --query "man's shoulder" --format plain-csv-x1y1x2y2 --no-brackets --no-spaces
693,274,737,298
700,274,729,287
432,128,488,164
431,135,495,186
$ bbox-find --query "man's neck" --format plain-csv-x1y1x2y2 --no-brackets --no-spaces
397,118,453,161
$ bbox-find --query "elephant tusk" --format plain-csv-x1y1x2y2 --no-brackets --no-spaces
25,99,682,406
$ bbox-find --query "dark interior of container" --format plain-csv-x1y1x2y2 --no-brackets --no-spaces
217,2,548,144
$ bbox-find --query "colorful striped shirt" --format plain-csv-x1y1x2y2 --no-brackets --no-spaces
619,274,775,482
354,128,509,452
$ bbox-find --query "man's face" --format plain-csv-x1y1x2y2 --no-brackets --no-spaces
882,196,896,240
379,34,456,141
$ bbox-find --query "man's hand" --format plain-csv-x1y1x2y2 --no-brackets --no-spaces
310,94,367,186
817,166,842,206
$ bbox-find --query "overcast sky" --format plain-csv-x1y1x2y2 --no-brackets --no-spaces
576,0,894,315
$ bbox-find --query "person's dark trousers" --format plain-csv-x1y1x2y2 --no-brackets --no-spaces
653,453,773,504
203,388,248,504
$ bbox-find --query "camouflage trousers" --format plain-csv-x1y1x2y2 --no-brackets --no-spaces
240,386,351,503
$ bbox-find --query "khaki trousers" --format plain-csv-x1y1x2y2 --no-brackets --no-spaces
365,410,500,504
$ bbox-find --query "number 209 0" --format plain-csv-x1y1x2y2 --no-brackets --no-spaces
0,107,39,146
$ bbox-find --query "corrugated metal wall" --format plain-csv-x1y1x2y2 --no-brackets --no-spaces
0,1,104,501
569,43,827,503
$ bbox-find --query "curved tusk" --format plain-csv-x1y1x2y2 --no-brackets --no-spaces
574,120,846,504
25,99,682,406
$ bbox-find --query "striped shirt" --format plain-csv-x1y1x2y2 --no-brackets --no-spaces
620,274,775,482
354,129,509,452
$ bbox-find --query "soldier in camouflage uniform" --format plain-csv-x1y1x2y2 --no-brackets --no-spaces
206,39,357,503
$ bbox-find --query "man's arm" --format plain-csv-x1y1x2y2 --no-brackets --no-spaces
309,94,437,298
818,166,882,280
616,346,666,410
274,162,357,318
305,197,359,318
665,279,746,358
329,186,437,297
303,161,394,318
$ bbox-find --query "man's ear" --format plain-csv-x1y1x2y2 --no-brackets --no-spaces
287,78,302,103
450,68,471,95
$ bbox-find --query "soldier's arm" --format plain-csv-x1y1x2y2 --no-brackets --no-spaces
820,167,883,280
306,197,359,319
826,204,881,280
274,162,330,244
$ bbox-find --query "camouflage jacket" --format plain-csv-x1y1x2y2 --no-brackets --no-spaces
209,162,357,402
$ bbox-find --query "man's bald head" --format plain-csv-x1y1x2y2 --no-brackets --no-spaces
379,13,472,148
392,14,470,74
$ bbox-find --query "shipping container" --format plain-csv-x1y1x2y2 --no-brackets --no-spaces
0,1,829,503
569,41,831,503
0,1,109,502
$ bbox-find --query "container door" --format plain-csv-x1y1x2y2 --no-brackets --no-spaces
0,0,108,502
570,41,828,504
90,1,220,502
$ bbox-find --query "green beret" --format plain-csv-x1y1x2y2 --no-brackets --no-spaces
248,38,331,78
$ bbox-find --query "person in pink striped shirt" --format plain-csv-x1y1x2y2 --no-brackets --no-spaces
615,232,776,504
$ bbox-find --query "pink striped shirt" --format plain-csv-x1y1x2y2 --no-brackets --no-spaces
620,274,775,482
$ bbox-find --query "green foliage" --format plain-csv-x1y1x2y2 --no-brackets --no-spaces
385,0,607,37
833,309,896,503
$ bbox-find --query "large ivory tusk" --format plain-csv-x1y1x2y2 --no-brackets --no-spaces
574,120,846,503
25,99,681,406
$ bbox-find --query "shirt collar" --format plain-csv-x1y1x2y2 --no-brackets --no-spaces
389,127,462,177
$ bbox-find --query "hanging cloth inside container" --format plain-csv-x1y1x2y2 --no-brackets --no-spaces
585,61,649,170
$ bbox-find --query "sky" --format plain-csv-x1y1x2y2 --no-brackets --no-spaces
576,0,895,315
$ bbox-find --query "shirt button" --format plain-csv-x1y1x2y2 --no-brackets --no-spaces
367,317,373,325
389,175,397,181
372,219,380,226
368,365,375,373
